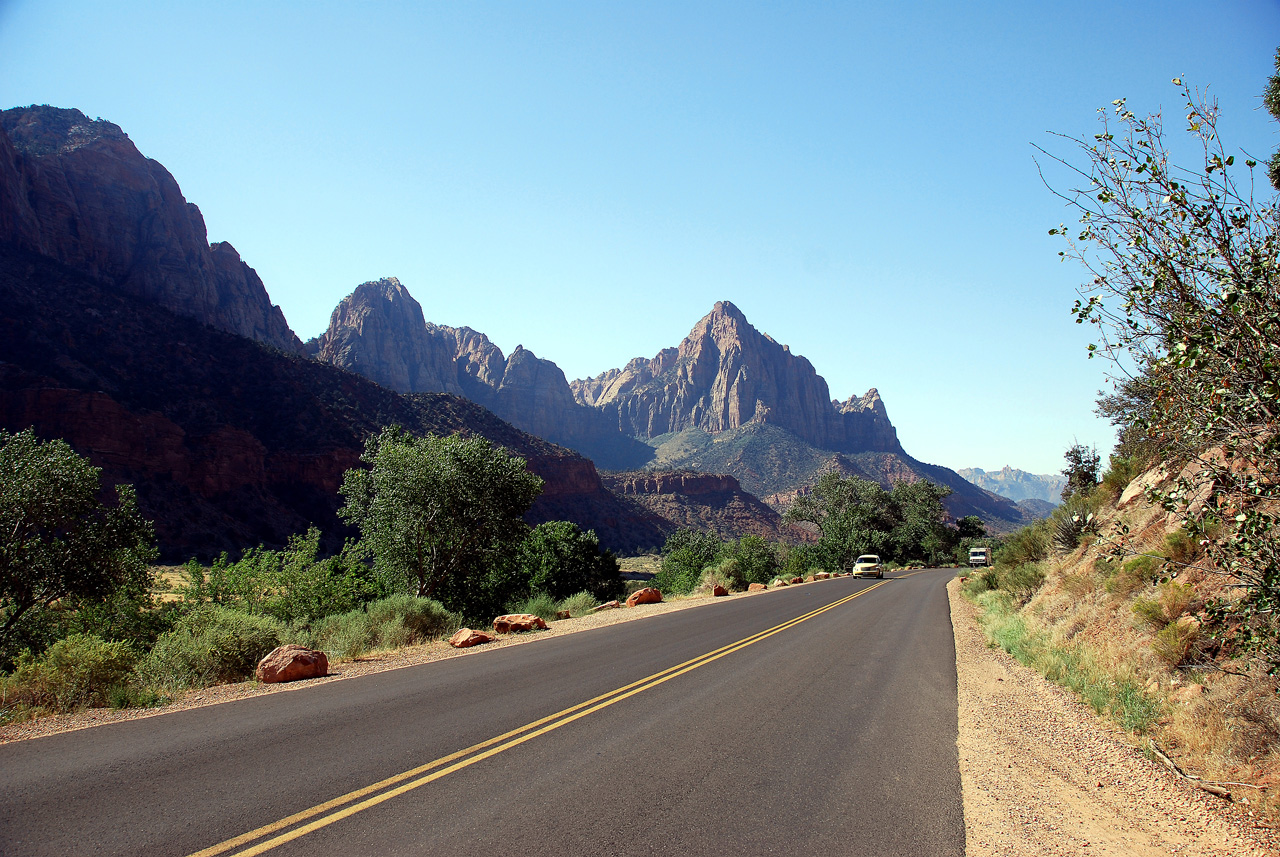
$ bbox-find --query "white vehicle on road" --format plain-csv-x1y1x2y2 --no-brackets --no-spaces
851,554,884,578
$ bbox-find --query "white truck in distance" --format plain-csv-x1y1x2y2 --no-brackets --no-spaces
968,547,993,568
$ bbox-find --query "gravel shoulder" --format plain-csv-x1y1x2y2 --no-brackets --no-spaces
949,577,1280,856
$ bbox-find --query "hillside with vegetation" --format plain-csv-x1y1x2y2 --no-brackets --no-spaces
962,71,1280,819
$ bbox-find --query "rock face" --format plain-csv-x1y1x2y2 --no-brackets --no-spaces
311,279,652,470
256,645,328,683
0,106,302,353
600,470,811,543
571,301,902,455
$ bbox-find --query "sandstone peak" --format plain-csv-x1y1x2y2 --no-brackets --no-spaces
0,105,303,353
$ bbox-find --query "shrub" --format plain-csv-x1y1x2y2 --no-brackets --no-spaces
507,592,559,622
656,529,724,595
516,521,625,603
557,591,599,618
1163,530,1197,568
1001,563,1047,603
1106,554,1163,596
996,519,1051,567
3,633,137,712
1100,454,1140,499
1133,582,1194,629
1152,618,1201,665
138,606,284,691
697,562,737,594
1051,494,1097,553
720,536,779,587
307,595,461,659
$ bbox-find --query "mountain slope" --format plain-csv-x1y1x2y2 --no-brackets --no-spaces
572,300,901,455
0,106,303,353
310,278,653,470
0,244,669,558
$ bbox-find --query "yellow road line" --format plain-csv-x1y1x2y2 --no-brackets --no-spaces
191,577,901,857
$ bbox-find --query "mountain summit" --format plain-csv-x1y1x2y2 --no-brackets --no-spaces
571,301,902,454
0,105,302,353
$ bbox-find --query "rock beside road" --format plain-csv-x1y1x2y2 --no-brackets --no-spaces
492,614,549,634
256,645,328,684
626,588,663,607
449,628,495,648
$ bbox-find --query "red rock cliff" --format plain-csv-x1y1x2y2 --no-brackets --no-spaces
0,106,302,353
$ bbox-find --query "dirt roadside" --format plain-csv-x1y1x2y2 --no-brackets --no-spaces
949,577,1280,856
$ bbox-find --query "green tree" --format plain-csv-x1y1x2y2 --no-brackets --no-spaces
889,479,955,565
783,472,896,569
1046,78,1280,671
653,529,724,594
1060,443,1101,501
721,535,779,586
516,521,623,602
0,429,156,648
1264,47,1280,190
956,516,987,539
338,428,543,615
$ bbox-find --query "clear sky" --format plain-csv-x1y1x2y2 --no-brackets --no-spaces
2,1,1277,475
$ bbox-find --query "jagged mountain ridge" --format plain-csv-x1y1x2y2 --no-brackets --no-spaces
958,466,1066,505
0,106,302,353
308,278,654,469
0,244,672,557
571,301,902,455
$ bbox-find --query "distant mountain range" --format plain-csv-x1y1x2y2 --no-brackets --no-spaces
957,467,1065,505
0,104,1037,559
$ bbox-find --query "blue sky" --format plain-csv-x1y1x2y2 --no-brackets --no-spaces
2,1,1278,474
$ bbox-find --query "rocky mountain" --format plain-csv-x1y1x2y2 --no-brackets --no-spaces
572,301,901,455
640,422,1029,533
600,470,813,543
0,105,302,353
310,278,653,470
958,466,1066,504
0,244,671,558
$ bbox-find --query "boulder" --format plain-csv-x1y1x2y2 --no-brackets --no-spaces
770,578,788,587
627,587,663,607
592,600,621,612
256,645,328,684
493,613,549,633
748,582,768,592
790,576,803,585
814,571,831,580
555,609,572,620
712,584,729,597
449,628,495,648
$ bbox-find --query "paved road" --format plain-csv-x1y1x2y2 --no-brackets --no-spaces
0,570,964,856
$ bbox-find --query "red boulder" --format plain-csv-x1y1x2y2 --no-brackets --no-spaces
256,645,328,684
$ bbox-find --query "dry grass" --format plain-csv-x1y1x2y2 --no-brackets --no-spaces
989,471,1280,821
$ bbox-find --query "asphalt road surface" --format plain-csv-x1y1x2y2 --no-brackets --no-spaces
0,570,964,856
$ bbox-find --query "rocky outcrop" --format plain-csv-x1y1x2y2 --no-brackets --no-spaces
599,470,810,542
256,645,329,683
571,301,902,455
0,106,302,353
312,278,653,469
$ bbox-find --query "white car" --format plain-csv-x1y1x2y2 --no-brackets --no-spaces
852,554,884,578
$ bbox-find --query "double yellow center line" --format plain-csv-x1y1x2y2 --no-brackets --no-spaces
190,578,891,856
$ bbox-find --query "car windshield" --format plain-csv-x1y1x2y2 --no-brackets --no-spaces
855,556,879,564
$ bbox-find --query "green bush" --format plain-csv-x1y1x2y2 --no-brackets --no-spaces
698,562,738,593
655,529,724,596
720,536,779,587
996,518,1051,567
557,591,599,618
507,592,559,622
182,529,382,624
1106,554,1163,596
3,633,138,712
1001,563,1047,602
516,522,624,603
138,606,284,691
307,595,461,659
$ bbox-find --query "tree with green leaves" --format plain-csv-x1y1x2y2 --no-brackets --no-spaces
1060,442,1101,501
889,479,955,565
1264,47,1280,191
338,428,543,614
516,521,623,603
784,472,897,569
1045,76,1280,672
0,428,156,647
956,516,987,539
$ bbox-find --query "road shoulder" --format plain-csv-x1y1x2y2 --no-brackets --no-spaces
949,577,1278,856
